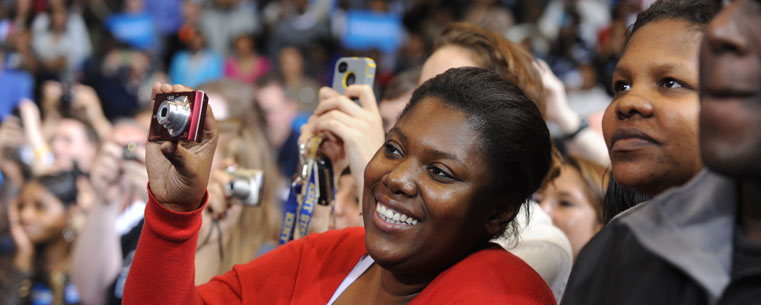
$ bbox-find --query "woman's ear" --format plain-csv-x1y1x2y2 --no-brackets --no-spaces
484,193,522,237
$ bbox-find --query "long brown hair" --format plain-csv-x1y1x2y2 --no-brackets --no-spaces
435,23,546,117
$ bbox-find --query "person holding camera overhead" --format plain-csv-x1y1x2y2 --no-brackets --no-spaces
123,68,557,304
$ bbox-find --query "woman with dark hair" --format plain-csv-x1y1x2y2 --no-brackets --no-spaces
8,170,83,305
562,0,723,303
599,0,720,222
123,68,557,304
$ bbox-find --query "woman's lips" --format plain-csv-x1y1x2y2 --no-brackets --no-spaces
610,128,658,153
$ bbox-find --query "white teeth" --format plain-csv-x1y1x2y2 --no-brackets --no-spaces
375,201,419,226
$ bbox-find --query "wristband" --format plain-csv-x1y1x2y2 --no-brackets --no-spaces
563,118,588,141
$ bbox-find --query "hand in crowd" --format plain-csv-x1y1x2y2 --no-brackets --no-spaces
89,141,146,207
534,59,580,134
299,85,384,195
198,169,244,249
71,84,112,139
0,115,25,154
146,83,218,212
7,197,34,273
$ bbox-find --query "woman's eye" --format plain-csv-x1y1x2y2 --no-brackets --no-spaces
383,142,403,159
659,78,684,89
612,80,631,94
427,166,455,182
559,200,574,208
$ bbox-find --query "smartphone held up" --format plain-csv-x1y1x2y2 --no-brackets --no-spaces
331,57,376,100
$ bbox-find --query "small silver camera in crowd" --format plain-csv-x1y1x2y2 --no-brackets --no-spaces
225,169,265,206
149,91,209,142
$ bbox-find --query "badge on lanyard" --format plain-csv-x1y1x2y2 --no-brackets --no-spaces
279,136,336,245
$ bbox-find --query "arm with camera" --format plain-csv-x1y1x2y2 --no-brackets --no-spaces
122,82,225,304
70,142,132,305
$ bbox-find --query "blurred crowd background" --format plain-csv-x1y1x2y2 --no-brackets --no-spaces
0,0,655,304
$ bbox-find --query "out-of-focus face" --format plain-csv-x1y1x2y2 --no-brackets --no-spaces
378,93,411,132
699,0,761,178
234,36,254,56
603,19,704,196
363,97,495,275
331,174,363,230
51,119,96,172
18,182,68,244
256,83,297,148
537,165,602,258
419,45,479,84
279,47,304,79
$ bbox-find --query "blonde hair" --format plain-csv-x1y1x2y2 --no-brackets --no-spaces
215,119,283,273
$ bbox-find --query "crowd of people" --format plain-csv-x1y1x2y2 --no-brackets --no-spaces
0,0,759,304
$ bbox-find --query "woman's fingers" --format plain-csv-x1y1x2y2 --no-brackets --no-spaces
344,84,379,112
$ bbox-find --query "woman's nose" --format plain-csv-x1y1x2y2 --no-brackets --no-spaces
382,160,418,198
615,93,654,120
704,2,748,56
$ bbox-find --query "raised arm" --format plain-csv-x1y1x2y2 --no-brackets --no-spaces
122,83,222,305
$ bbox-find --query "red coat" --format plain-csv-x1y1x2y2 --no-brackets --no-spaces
123,189,556,305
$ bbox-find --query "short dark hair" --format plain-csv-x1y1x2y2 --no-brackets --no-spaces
629,0,721,38
401,67,552,238
32,170,81,207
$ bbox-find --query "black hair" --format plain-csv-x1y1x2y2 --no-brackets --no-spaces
400,67,552,239
602,172,652,223
629,0,721,38
30,170,81,207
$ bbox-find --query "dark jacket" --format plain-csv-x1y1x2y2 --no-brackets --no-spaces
562,170,761,305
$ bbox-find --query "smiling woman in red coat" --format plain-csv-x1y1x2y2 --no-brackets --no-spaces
123,67,556,305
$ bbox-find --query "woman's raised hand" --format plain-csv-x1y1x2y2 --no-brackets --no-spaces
146,83,218,212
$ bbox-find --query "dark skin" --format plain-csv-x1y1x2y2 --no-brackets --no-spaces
699,0,761,241
335,98,510,304
148,92,511,303
145,82,218,212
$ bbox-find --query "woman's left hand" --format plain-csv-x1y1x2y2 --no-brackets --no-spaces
8,198,33,272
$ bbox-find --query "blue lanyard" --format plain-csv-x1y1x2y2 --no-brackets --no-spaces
278,160,320,245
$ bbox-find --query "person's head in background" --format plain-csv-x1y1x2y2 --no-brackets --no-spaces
537,157,606,258
331,169,362,230
255,74,299,150
51,118,99,173
232,34,256,58
420,22,546,117
17,170,80,246
279,46,305,83
699,0,761,181
378,68,420,131
199,80,282,270
601,0,720,221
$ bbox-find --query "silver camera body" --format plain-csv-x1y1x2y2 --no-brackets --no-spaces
225,169,265,206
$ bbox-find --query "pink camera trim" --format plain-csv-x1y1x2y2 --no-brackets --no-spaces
187,91,206,141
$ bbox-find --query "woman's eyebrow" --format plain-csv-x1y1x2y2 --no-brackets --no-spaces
387,127,408,143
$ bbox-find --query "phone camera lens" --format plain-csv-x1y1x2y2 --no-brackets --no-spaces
345,72,356,86
338,62,348,73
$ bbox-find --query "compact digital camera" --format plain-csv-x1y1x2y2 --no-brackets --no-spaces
225,168,265,206
149,91,209,142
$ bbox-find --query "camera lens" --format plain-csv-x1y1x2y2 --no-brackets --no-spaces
338,62,348,73
156,96,191,137
345,72,356,86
